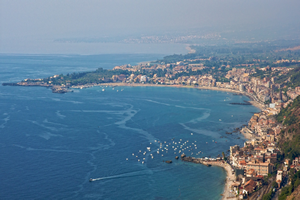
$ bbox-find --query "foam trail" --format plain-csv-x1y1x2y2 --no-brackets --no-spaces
25,147,83,154
39,132,63,140
12,144,83,153
52,98,61,101
188,111,211,124
145,99,209,111
72,106,159,143
28,120,58,132
56,111,66,119
175,105,209,111
66,100,83,104
91,170,153,182
179,123,221,138
71,110,120,114
0,116,10,128
43,119,68,127
114,107,157,142
145,99,171,106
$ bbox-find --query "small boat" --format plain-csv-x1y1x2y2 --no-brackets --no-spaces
102,89,105,91
89,178,94,182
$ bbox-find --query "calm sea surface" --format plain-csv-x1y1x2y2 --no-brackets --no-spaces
0,54,260,200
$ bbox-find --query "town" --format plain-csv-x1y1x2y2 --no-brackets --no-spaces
107,58,300,199
3,43,300,200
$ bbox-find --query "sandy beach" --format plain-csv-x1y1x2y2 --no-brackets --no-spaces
97,82,263,199
202,161,238,200
97,83,265,110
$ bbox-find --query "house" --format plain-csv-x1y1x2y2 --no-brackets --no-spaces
276,170,283,188
246,161,273,176
243,179,257,194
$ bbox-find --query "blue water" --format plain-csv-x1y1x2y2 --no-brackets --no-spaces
0,54,260,200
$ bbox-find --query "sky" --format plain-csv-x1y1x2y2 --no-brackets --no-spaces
1,0,300,54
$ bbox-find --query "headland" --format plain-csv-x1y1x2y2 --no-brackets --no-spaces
3,43,300,199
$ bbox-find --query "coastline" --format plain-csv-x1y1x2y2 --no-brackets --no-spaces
9,81,262,199
95,83,266,111
203,161,237,200
96,82,263,199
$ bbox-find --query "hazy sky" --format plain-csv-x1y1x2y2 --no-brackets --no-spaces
1,0,300,54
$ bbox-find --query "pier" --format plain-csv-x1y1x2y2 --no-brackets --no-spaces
180,154,225,167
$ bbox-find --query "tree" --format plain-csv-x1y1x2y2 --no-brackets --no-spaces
222,152,227,161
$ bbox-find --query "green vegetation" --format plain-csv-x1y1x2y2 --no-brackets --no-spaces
158,41,300,68
276,96,300,160
275,66,300,89
279,169,300,200
280,134,300,161
276,95,300,125
42,68,132,86
262,189,274,200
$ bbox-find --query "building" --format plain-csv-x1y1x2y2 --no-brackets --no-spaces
140,75,147,83
246,161,273,176
276,170,283,188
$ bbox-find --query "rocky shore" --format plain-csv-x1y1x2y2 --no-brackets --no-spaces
2,82,69,93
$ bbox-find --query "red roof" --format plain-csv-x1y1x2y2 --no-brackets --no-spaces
245,179,256,188
256,175,263,179
239,160,247,165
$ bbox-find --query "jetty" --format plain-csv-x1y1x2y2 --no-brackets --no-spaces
181,155,224,167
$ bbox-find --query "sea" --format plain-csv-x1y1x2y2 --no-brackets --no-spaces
0,54,260,200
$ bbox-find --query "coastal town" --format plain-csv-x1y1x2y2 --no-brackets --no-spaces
3,45,300,200
103,59,300,200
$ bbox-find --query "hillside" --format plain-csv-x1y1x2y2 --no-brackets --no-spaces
286,184,300,200
276,95,300,200
276,95,300,160
275,66,300,89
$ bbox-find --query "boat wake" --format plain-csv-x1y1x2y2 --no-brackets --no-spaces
90,170,153,182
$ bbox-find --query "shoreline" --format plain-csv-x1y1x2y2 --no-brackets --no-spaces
203,161,237,200
95,83,266,111
95,82,263,199
10,81,262,200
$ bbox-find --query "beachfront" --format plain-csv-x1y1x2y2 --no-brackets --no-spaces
84,82,266,111
95,82,266,199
